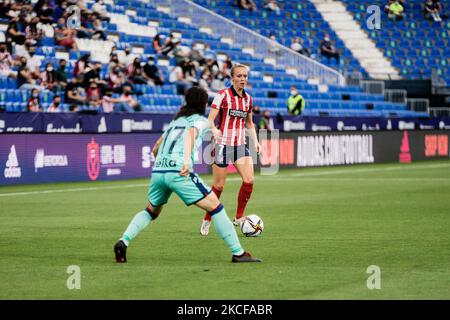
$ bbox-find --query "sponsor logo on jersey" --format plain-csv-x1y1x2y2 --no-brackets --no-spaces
155,158,177,168
228,109,248,119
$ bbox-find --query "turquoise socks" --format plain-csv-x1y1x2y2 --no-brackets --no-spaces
211,206,245,256
120,210,152,246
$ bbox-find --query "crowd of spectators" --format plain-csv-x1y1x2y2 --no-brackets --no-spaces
0,0,235,113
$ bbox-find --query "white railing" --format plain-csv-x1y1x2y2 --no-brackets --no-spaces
385,89,407,104
406,98,430,112
360,80,384,95
151,0,345,86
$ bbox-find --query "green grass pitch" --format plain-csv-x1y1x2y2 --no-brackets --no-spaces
1,160,449,299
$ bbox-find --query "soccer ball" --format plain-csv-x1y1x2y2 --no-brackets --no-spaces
240,214,264,237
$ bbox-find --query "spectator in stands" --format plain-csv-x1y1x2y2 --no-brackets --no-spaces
220,55,232,79
108,66,127,93
263,0,281,16
34,0,55,24
169,61,192,95
83,61,107,90
108,53,125,75
7,16,26,45
27,88,42,112
320,33,340,64
101,89,127,113
25,17,45,45
25,45,42,80
118,85,141,112
120,46,136,68
55,59,68,90
198,68,215,95
92,0,110,22
424,0,443,22
161,33,179,56
287,86,305,116
153,33,164,55
40,62,58,91
385,0,404,21
127,57,148,84
89,13,107,41
258,109,273,130
47,95,62,112
236,0,257,12
182,59,198,86
143,56,164,86
65,76,87,106
268,34,281,55
54,18,78,51
0,42,18,79
252,104,261,115
74,54,90,78
87,80,102,110
290,37,311,57
17,56,45,91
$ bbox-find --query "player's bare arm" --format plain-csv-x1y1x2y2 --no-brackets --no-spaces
245,112,261,154
180,127,197,177
152,135,164,156
208,107,222,140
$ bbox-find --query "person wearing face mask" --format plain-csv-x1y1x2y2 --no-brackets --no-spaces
287,86,305,116
26,45,42,79
25,17,44,44
127,57,147,84
54,17,79,51
143,56,164,86
41,62,57,91
18,56,45,91
118,85,141,113
47,95,62,113
55,59,68,89
320,33,340,64
27,88,42,112
0,42,18,79
258,109,273,130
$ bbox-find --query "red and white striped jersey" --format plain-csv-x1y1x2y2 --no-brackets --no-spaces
211,87,253,146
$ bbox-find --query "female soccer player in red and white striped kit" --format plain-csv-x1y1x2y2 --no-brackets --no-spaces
200,64,261,236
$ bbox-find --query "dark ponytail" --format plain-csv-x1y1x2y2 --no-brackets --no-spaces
174,86,208,120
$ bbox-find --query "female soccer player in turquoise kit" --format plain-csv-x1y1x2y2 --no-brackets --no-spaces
114,87,261,263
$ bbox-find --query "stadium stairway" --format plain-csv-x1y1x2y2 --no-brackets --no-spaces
310,0,400,80
0,0,429,117
340,0,450,86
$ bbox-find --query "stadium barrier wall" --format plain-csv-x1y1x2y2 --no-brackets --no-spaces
1,112,450,133
255,131,450,170
1,131,449,185
0,133,209,185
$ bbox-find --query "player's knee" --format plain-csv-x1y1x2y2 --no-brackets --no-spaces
213,183,225,191
242,178,254,185
145,207,159,220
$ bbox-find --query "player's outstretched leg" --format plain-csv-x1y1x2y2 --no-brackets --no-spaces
201,185,223,236
196,193,261,262
114,205,160,263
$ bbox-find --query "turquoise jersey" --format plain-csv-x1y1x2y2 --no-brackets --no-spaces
153,114,209,172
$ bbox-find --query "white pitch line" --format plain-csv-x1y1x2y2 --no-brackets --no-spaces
0,163,449,197
0,183,148,198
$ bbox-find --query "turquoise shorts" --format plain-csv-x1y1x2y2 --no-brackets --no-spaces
148,171,212,207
